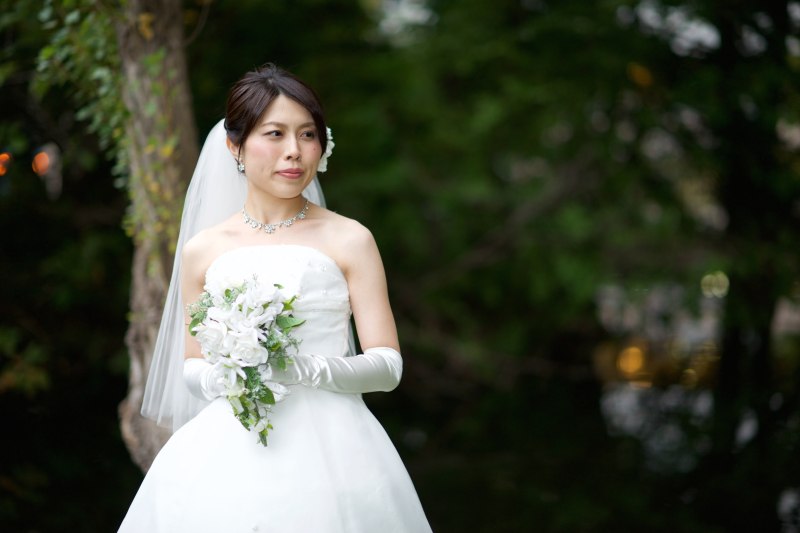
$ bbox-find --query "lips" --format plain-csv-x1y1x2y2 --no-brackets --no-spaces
276,168,303,179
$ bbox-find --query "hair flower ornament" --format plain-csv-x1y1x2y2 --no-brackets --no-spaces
317,127,334,173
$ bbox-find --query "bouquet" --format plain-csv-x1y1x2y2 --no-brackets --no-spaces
186,276,305,446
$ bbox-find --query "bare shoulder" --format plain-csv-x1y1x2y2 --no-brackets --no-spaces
339,218,377,255
181,225,232,280
317,211,380,276
313,207,373,249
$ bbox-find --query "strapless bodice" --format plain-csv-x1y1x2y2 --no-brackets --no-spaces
205,245,352,359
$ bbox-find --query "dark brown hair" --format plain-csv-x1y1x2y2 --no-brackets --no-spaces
224,63,327,156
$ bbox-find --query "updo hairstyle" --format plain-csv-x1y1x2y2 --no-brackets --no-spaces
224,63,328,158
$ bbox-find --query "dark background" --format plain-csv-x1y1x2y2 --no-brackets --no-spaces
3,0,800,531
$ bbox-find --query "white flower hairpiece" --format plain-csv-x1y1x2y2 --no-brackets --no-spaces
317,127,334,173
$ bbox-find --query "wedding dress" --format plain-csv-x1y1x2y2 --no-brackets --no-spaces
118,244,432,532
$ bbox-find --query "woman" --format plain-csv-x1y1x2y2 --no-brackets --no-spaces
119,64,433,532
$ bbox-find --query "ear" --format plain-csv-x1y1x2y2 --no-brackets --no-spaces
226,137,241,161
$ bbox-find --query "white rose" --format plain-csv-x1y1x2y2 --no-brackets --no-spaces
194,319,228,360
229,329,269,367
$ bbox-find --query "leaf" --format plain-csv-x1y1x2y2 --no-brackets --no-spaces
188,317,202,336
276,316,305,329
274,283,284,289
259,387,276,405
64,10,80,25
143,99,157,117
38,6,53,23
277,358,287,371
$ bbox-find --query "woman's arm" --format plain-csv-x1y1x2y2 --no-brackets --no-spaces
339,221,400,353
257,220,403,394
180,232,231,401
181,232,215,360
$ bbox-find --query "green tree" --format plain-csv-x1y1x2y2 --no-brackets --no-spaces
32,0,200,469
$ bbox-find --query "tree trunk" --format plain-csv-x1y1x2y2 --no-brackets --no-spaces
115,0,199,472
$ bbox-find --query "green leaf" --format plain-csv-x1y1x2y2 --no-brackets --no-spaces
64,10,80,25
273,283,284,289
40,45,55,60
188,317,202,336
277,358,287,371
38,6,53,23
259,387,276,405
143,99,157,117
276,316,305,329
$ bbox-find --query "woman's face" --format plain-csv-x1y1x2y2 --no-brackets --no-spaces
229,94,322,199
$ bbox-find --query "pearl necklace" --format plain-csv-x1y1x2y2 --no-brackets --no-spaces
242,199,309,234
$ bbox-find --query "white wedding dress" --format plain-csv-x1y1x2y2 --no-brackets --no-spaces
118,244,432,533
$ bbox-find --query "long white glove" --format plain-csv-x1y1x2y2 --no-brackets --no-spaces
183,358,227,401
259,347,403,394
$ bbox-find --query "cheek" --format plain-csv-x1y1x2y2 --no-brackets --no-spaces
247,138,282,165
306,143,321,159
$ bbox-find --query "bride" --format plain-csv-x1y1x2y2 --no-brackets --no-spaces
118,64,433,532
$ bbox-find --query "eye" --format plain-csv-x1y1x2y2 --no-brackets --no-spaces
265,130,282,137
301,131,316,139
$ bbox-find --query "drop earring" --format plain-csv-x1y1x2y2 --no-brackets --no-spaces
237,157,245,173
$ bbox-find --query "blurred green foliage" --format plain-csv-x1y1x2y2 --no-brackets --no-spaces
3,0,800,531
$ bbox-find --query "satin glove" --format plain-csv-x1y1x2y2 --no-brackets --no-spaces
183,358,227,401
259,347,403,394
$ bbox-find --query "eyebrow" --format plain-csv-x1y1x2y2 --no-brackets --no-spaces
260,121,316,128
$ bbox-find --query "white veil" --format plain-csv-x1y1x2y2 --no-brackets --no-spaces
141,118,356,432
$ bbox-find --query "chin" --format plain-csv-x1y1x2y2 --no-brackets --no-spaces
273,180,312,198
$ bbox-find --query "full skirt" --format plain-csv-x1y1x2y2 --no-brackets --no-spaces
118,386,432,533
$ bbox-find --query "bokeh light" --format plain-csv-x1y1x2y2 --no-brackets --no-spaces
617,346,644,374
701,271,729,298
627,62,653,87
32,151,50,176
680,368,698,388
0,152,11,175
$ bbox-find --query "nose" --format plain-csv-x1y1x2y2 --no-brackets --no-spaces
285,136,301,161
